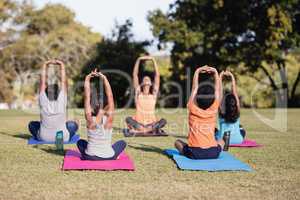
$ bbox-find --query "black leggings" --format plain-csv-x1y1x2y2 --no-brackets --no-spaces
125,117,167,130
77,139,127,160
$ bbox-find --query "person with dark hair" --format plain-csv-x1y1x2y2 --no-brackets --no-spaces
216,70,245,144
76,69,126,160
28,60,78,142
174,66,229,160
124,56,167,136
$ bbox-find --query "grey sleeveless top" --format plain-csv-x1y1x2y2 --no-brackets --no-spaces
85,116,114,158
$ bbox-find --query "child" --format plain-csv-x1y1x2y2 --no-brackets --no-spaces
216,70,245,144
77,69,126,160
175,66,229,159
125,56,167,136
28,60,78,142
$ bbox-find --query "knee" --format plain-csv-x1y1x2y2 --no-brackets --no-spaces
125,117,132,124
119,140,127,147
160,118,167,126
77,139,86,149
117,140,127,149
28,121,39,131
67,121,78,131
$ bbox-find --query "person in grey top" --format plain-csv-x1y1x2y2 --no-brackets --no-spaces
28,60,79,142
76,69,126,160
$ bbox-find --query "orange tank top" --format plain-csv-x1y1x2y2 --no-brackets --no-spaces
187,99,219,148
134,94,157,125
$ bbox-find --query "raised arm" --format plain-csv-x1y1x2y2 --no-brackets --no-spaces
133,57,141,90
207,66,220,100
84,71,95,128
56,60,67,93
219,71,225,103
99,72,114,129
40,60,51,93
228,71,240,110
151,57,160,95
189,66,203,103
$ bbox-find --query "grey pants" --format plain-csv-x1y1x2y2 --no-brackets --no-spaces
125,117,167,130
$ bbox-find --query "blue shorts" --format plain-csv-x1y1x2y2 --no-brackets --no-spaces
183,145,222,160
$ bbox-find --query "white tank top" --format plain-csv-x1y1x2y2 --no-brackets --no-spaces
85,116,115,158
39,91,69,142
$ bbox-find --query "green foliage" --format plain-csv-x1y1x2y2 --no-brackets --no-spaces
19,4,76,35
148,0,300,107
0,2,101,106
74,20,149,108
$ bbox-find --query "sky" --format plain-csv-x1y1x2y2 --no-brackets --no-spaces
31,0,174,53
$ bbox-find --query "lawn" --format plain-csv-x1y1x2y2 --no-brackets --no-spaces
0,109,299,200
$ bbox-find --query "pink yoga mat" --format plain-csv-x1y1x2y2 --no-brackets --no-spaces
62,150,135,171
230,139,262,147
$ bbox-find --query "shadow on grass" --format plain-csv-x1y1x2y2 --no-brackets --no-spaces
128,143,166,156
0,131,31,140
32,145,66,156
113,126,124,132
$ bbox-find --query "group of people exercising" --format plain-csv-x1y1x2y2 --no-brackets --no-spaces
28,56,245,160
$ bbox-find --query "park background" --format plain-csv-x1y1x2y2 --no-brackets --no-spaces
0,1,300,200
0,0,299,109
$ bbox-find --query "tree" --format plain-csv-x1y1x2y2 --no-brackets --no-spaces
148,0,300,107
75,20,149,108
0,0,18,102
0,2,101,106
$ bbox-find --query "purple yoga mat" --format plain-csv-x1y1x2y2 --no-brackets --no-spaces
62,150,135,171
230,139,262,147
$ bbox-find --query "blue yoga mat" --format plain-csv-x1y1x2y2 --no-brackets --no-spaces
165,149,252,172
28,134,80,145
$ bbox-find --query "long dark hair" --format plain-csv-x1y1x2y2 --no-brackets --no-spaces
220,92,240,123
90,79,107,116
45,84,60,101
196,74,215,110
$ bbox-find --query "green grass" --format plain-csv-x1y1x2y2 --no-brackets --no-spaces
0,109,299,200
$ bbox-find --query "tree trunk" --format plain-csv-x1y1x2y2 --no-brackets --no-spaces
289,70,300,107
276,61,288,108
260,65,287,108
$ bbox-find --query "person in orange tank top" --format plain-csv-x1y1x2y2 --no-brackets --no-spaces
174,66,230,159
125,56,167,136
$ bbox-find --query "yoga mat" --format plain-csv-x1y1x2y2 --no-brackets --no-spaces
230,139,262,148
123,129,168,137
165,149,252,172
28,134,80,145
62,150,135,171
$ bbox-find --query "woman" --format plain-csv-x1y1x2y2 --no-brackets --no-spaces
77,69,126,160
216,70,245,144
28,60,78,142
175,66,229,159
125,56,167,136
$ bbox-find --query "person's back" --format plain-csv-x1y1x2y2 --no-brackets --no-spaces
218,71,244,144
39,88,69,142
218,117,243,144
76,69,126,161
85,115,114,158
188,96,219,148
175,66,227,160
28,60,79,143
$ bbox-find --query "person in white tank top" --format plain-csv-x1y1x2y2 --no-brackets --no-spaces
77,69,126,160
28,60,79,142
